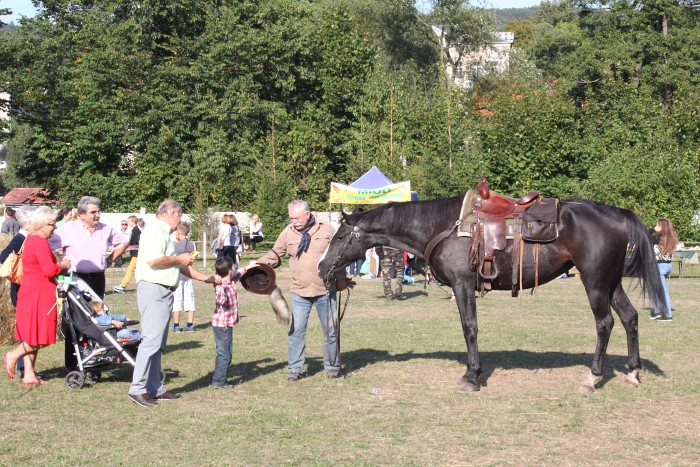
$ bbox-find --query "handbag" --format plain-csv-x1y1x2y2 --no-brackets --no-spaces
0,239,26,285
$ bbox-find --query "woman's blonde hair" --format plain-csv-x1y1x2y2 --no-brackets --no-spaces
31,206,57,230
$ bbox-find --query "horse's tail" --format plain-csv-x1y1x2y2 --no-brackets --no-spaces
623,211,667,316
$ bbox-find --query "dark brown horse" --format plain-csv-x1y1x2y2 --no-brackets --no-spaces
318,195,666,393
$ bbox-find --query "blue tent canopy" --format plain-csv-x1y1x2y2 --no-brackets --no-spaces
348,166,418,201
349,166,394,189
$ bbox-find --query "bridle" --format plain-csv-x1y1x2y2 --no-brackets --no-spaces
322,224,362,372
322,224,362,289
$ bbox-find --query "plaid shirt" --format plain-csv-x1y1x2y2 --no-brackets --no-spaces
212,269,245,328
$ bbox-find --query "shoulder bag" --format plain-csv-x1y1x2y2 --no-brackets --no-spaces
0,239,26,285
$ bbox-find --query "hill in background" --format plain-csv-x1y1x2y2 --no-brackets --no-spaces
492,6,537,30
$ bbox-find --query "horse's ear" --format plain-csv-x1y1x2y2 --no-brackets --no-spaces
341,211,351,223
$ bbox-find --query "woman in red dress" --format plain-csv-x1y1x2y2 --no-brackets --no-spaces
3,207,71,386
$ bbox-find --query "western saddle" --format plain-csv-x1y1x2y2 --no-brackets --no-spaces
471,178,539,295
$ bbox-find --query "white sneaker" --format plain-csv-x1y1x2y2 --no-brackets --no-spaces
113,285,125,294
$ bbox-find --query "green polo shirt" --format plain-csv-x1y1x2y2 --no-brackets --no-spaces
135,218,179,287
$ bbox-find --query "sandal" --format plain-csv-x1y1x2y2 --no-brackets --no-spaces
3,353,15,380
23,379,49,387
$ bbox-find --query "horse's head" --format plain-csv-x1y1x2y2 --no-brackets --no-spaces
318,210,368,282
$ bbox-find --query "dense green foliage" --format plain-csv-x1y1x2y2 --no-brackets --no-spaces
0,0,698,238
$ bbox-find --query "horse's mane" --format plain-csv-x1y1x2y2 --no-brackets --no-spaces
354,194,464,238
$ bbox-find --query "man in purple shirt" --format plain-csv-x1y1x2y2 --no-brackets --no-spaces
49,196,130,372
50,196,130,297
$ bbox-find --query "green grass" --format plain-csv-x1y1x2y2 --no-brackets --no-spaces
1,260,699,465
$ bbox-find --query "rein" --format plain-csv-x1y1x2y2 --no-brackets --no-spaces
322,225,361,371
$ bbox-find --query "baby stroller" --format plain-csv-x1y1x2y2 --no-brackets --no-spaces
60,278,159,390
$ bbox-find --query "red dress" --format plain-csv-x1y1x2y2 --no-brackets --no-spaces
15,234,62,346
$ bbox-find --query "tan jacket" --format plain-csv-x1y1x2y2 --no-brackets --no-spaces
258,218,343,297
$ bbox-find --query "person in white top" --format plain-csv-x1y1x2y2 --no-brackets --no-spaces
244,214,264,253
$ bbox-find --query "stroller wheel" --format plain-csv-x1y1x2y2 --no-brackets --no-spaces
65,371,85,390
85,371,102,383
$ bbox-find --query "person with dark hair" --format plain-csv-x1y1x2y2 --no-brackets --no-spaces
55,207,73,228
49,195,130,372
649,218,679,322
228,214,242,269
113,215,141,294
1,207,19,236
210,256,247,388
127,199,219,408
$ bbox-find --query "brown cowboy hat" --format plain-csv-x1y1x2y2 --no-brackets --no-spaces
240,263,277,295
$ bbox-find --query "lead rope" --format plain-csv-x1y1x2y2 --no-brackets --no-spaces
322,229,359,373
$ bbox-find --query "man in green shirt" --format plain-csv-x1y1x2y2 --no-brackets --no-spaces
128,199,218,408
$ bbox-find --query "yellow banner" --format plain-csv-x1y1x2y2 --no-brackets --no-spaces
329,181,412,204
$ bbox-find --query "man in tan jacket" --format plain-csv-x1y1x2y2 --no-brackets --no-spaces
255,200,346,381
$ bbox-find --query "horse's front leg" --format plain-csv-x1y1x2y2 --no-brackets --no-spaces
454,280,481,392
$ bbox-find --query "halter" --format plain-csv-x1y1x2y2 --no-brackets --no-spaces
322,225,361,289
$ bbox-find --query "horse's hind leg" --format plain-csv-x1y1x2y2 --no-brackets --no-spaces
578,285,615,394
611,283,642,388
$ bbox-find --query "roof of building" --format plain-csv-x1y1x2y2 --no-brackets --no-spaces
1,187,59,205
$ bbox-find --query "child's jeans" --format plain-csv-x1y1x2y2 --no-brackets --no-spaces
212,325,233,386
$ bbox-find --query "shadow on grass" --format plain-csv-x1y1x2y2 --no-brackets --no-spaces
171,358,287,394
340,348,666,388
167,340,204,353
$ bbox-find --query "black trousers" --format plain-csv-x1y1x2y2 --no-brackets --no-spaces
64,271,106,371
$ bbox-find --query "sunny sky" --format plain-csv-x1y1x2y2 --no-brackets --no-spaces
2,0,541,24
1,0,39,24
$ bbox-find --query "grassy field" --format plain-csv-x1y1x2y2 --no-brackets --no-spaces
1,258,699,465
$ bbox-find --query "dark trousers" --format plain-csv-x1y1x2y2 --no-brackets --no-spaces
65,271,106,371
212,326,233,386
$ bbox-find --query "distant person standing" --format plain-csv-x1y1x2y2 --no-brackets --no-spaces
113,215,141,294
171,222,197,333
55,207,73,228
650,218,679,322
378,246,404,300
1,208,20,236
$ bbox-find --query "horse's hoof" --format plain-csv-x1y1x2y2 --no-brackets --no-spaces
459,379,481,392
624,370,640,388
623,378,639,388
577,383,595,395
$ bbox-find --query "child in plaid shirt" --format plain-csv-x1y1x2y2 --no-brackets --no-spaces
211,256,246,388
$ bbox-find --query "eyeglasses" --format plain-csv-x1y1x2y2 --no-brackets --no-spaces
47,222,56,227
121,223,127,226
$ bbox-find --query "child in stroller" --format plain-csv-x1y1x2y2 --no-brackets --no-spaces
88,301,142,342
61,278,145,390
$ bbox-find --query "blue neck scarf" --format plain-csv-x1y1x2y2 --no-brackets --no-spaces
295,214,316,258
